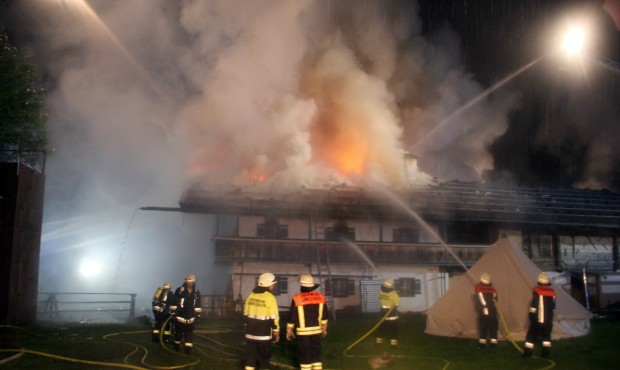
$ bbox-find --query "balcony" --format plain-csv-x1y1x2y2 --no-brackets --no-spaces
213,237,488,266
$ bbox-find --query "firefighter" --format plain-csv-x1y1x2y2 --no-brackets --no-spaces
474,273,499,348
244,272,280,370
286,274,329,370
170,274,202,354
524,272,556,359
376,278,400,347
151,281,174,343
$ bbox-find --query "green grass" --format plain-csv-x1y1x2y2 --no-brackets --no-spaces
1,315,619,369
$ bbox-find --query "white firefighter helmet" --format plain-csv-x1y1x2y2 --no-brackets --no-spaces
184,274,196,283
299,274,316,288
480,273,491,285
258,272,277,287
383,278,394,288
161,282,172,290
537,272,550,284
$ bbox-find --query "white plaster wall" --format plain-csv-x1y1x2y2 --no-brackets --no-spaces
280,217,309,239
239,215,263,237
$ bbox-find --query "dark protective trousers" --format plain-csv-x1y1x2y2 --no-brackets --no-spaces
478,313,498,342
174,321,195,346
245,340,272,369
297,335,322,366
377,319,398,342
525,321,553,351
153,311,170,333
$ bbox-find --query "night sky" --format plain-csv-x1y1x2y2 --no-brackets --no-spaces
418,0,620,190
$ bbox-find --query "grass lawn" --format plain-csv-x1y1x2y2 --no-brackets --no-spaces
1,314,619,369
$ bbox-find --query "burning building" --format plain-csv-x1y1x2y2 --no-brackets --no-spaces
178,176,620,315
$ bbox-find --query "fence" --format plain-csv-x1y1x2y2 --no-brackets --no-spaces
38,292,137,321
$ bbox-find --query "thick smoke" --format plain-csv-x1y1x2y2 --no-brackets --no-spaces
3,0,527,312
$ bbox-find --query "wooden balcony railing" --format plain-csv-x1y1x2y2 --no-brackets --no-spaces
213,237,488,266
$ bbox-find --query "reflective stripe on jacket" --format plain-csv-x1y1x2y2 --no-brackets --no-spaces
244,288,279,342
287,290,328,336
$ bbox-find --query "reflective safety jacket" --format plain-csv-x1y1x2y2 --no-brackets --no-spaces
152,287,174,313
287,288,328,336
474,283,498,316
171,285,202,322
379,286,400,320
244,287,280,342
529,284,556,324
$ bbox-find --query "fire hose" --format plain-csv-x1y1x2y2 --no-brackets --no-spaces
494,300,556,370
342,307,451,370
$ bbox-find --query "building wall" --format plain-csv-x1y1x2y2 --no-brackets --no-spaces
239,215,263,237
281,217,308,239
230,261,448,313
0,163,45,325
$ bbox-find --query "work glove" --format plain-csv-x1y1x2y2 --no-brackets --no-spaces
286,329,295,341
321,325,328,338
272,331,280,343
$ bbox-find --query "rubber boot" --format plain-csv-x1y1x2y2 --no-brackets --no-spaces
542,347,550,358
151,332,159,343
523,347,533,358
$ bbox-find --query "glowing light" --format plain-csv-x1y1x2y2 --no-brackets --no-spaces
332,142,366,175
562,27,585,55
79,259,102,277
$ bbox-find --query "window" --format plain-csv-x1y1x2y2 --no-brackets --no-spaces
325,278,355,297
325,227,356,241
257,223,288,238
272,276,288,296
396,278,421,297
393,227,419,243
278,225,289,238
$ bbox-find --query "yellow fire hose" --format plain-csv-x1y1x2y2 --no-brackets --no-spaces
494,300,556,369
342,308,450,370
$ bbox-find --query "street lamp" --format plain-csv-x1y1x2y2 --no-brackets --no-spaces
561,25,620,75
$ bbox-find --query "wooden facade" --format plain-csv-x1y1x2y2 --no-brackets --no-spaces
0,163,45,324
179,181,620,311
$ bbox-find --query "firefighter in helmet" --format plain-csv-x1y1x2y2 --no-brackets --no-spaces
286,274,329,370
524,272,556,358
376,278,400,347
170,274,202,354
151,281,174,342
474,273,499,348
244,272,280,370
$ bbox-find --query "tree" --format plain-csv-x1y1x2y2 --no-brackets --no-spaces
0,26,47,168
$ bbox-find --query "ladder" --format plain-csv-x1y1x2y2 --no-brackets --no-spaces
315,222,336,320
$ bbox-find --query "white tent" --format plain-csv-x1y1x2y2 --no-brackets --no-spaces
425,237,591,340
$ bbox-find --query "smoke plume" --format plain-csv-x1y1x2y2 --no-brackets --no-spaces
2,0,537,309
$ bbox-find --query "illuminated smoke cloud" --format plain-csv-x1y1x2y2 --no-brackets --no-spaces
1,0,519,308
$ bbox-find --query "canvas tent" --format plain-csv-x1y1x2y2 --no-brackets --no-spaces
425,237,591,340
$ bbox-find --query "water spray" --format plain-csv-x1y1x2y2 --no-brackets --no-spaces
374,185,477,283
341,238,379,275
114,208,140,281
411,55,545,152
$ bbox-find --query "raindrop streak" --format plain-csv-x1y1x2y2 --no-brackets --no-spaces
411,55,545,151
341,238,379,275
375,185,477,283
